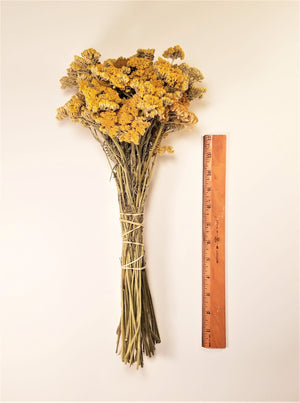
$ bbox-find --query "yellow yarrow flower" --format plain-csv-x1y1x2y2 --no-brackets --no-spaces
91,64,130,90
154,57,189,92
158,145,175,155
163,45,185,60
79,80,121,112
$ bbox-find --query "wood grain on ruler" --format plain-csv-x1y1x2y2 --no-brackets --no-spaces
202,135,226,348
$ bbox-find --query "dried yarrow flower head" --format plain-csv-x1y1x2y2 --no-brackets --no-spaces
162,44,185,60
57,45,206,369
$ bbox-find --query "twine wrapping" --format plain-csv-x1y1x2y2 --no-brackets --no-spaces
120,212,146,271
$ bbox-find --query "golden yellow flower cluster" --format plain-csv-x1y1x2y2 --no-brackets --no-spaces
93,95,151,144
57,46,206,145
162,45,185,60
79,79,122,112
157,145,175,155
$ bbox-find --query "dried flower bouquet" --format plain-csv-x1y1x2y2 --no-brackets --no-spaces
57,45,206,368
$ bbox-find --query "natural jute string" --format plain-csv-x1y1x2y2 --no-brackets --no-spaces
120,212,145,271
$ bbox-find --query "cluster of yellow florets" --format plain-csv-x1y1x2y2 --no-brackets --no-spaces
57,46,206,145
157,145,175,155
162,45,185,61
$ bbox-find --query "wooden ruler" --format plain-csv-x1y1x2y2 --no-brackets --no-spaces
202,135,226,348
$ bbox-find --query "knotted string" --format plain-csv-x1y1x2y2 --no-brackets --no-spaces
120,212,145,271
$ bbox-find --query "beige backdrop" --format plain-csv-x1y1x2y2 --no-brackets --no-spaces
1,1,299,401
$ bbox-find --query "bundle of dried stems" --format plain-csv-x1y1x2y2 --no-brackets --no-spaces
57,45,206,368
